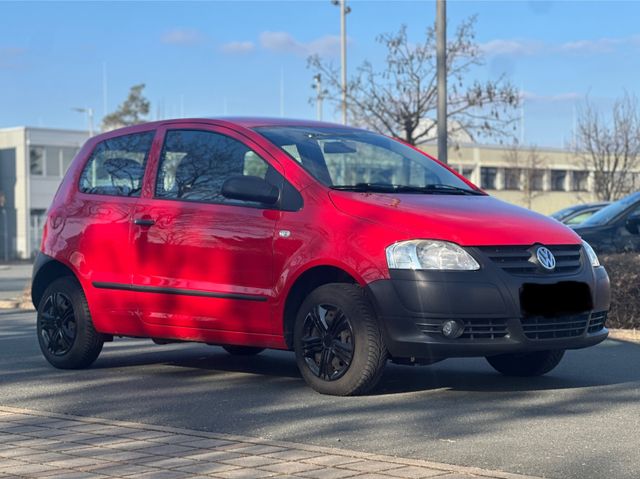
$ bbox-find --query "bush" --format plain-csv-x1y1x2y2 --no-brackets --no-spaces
600,253,640,329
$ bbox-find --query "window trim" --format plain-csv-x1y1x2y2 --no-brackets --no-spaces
152,128,301,211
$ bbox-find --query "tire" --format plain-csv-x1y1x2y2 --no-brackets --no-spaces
294,283,387,396
222,345,265,356
36,276,104,369
486,350,565,377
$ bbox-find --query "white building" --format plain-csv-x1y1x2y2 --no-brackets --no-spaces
0,127,88,259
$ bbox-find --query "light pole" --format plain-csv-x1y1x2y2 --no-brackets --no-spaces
436,0,447,164
72,107,94,137
313,74,327,121
0,192,7,262
332,0,350,125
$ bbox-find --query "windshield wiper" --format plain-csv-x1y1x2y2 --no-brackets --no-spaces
397,183,485,196
330,183,484,195
330,183,399,192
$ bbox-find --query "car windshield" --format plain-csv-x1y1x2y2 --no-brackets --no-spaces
254,126,483,195
581,192,640,226
551,205,581,221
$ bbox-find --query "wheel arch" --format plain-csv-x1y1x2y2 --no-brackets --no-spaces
282,264,361,349
31,254,79,308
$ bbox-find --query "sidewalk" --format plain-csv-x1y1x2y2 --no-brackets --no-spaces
0,263,32,308
0,406,541,479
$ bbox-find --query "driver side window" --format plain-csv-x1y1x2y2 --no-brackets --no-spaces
155,129,278,206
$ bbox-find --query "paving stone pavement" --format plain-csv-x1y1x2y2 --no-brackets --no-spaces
0,406,542,479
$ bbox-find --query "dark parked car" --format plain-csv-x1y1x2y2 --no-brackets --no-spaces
572,192,640,254
551,201,610,225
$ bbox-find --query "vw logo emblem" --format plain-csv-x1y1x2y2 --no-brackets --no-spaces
536,246,556,271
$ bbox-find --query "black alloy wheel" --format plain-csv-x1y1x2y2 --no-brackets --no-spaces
39,292,77,356
301,303,355,381
36,276,104,369
294,283,387,396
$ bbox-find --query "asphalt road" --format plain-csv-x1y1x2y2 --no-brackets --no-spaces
1,310,639,479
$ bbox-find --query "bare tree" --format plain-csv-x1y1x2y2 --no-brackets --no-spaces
308,18,519,145
102,84,151,132
576,93,640,201
504,143,547,209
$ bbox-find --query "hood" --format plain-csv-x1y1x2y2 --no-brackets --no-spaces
329,191,582,246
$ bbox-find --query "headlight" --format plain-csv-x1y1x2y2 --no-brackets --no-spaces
582,240,600,267
386,240,480,271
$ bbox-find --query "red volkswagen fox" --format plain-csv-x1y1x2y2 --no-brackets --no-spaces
32,118,610,395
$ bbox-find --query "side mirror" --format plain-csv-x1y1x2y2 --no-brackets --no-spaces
221,176,279,205
625,214,640,234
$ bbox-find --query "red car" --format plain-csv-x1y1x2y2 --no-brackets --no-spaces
32,118,611,395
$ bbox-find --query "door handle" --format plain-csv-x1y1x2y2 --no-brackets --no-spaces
134,218,155,226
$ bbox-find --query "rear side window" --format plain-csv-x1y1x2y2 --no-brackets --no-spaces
155,129,278,206
79,131,154,197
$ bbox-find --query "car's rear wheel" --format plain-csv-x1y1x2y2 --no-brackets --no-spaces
222,345,265,356
294,283,387,396
486,349,565,377
36,276,104,369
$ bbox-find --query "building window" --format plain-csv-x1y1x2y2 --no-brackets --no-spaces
572,171,589,191
504,168,521,190
45,147,61,177
462,167,474,181
30,209,47,258
62,147,79,173
29,147,44,175
551,170,567,191
480,167,497,190
530,170,545,191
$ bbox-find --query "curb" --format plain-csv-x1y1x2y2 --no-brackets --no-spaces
0,405,543,479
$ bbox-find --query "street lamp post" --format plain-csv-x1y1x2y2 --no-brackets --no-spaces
313,74,327,121
0,192,7,262
332,0,351,125
436,0,447,164
72,107,94,137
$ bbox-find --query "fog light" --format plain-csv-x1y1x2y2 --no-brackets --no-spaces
442,320,465,339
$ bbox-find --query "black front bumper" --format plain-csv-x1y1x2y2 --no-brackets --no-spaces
366,246,611,360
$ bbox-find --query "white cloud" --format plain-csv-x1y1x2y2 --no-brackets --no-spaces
220,41,255,55
161,28,205,45
480,39,542,56
259,31,342,56
558,37,625,54
481,34,640,58
521,91,583,102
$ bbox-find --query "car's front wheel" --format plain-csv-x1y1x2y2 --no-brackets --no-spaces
294,283,387,396
36,276,104,369
486,350,565,377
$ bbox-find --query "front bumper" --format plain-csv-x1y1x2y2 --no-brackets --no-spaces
366,246,611,360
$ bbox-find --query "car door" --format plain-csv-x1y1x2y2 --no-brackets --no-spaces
70,129,156,335
130,125,284,341
613,203,640,252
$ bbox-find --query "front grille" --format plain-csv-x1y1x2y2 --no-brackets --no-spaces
521,313,589,340
477,244,582,275
588,311,608,333
418,318,508,340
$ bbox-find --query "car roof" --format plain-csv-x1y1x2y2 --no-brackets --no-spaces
113,117,353,131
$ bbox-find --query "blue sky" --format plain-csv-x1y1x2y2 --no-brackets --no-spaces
1,0,640,147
